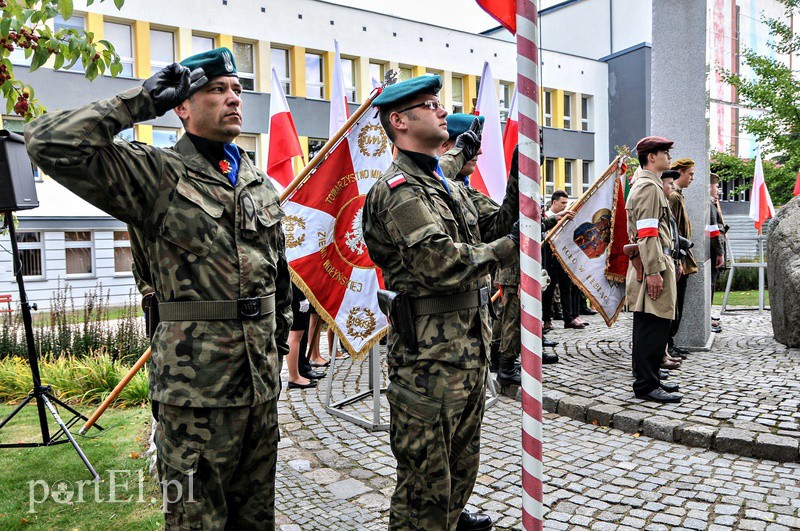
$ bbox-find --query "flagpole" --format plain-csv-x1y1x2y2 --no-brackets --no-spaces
280,92,379,203
517,1,545,530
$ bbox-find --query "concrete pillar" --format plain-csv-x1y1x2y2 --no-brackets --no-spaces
651,1,711,350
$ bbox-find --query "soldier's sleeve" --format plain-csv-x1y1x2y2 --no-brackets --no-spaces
668,192,681,220
709,206,724,256
24,87,164,226
438,148,467,179
466,145,520,241
266,181,292,358
128,226,154,297
368,183,517,292
634,184,668,276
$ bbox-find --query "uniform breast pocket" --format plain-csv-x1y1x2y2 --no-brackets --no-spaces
160,179,225,257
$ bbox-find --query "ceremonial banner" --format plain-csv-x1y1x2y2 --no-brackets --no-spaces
281,109,392,358
546,158,628,326
502,87,518,170
749,149,775,232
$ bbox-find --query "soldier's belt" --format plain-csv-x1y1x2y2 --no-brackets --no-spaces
411,287,490,316
159,294,276,321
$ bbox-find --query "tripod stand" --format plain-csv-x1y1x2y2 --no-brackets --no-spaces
0,211,102,480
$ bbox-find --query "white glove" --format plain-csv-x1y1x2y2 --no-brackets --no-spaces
299,299,310,313
541,269,551,290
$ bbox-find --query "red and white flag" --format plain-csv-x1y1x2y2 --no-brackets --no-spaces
749,149,775,232
267,67,303,191
793,169,800,197
705,224,721,238
477,0,517,34
329,39,350,138
472,62,508,202
502,87,518,171
281,105,393,357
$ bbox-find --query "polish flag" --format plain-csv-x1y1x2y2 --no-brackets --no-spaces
502,87,518,171
477,0,517,34
472,62,508,202
748,149,775,233
267,67,303,190
793,168,800,197
329,39,350,137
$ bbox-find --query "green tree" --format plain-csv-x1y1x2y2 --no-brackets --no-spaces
0,0,125,120
719,0,799,204
711,149,796,206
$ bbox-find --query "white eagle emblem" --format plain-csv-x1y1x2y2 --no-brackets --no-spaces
344,207,367,255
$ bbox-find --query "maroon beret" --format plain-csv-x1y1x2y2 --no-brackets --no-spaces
635,136,674,156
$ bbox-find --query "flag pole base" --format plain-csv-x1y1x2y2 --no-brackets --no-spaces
324,340,388,432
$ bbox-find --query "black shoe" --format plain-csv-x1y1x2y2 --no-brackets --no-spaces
640,388,682,403
497,369,521,386
659,369,669,380
670,346,689,359
660,381,679,393
301,369,326,380
580,308,598,316
712,325,722,333
288,380,317,389
543,351,559,364
456,510,493,531
543,338,559,347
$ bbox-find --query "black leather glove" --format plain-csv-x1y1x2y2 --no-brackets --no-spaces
508,220,520,246
455,117,483,162
142,63,192,116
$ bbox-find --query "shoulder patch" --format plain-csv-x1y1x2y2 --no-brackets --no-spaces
387,174,407,189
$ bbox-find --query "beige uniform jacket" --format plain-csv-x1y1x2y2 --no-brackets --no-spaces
625,168,677,319
668,186,698,274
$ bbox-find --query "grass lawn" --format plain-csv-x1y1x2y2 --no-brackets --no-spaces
713,289,770,307
0,404,162,530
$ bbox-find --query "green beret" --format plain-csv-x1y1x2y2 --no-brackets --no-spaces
446,113,484,140
180,47,237,79
372,75,442,108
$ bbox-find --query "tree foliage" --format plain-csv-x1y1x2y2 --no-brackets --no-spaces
0,0,125,120
719,0,799,204
710,149,796,206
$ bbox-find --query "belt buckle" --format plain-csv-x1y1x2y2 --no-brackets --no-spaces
238,297,261,320
479,286,489,307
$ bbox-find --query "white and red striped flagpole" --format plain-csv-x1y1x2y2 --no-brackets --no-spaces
517,0,544,529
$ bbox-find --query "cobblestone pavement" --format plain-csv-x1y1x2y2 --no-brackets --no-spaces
539,309,800,450
274,334,800,530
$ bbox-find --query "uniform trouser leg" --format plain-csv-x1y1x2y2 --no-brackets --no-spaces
388,361,487,531
669,274,689,346
155,399,279,530
499,287,520,366
632,312,671,397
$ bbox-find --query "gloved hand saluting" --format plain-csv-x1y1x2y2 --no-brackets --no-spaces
455,117,483,162
143,63,207,116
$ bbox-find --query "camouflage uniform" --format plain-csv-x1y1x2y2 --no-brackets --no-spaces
363,149,519,530
25,85,292,529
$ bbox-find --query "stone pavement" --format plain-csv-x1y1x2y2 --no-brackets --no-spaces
529,308,800,462
274,331,800,530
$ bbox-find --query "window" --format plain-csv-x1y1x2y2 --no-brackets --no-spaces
192,35,215,54
398,66,412,81
305,52,325,99
54,15,86,72
113,231,133,273
341,57,357,102
563,93,572,129
270,48,291,94
452,76,464,114
103,22,134,77
582,161,592,192
544,158,555,197
543,90,552,127
581,96,591,131
116,128,135,142
369,62,385,86
150,29,175,75
152,127,179,148
236,134,257,164
308,138,327,160
500,82,512,121
564,159,574,197
65,231,93,277
16,232,44,279
234,41,256,91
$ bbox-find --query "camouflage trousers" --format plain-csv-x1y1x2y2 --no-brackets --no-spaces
387,360,487,531
499,285,521,365
154,399,279,530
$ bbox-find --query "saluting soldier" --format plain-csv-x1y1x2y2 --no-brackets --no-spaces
363,75,519,531
438,112,484,186
26,48,292,529
626,136,680,403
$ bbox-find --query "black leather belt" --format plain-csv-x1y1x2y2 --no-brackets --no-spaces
411,287,490,316
159,293,276,321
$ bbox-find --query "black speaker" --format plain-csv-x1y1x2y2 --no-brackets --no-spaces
0,129,38,211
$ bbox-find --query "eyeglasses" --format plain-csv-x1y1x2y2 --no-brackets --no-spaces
396,100,445,113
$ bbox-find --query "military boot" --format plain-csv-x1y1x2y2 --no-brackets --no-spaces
497,356,521,386
489,340,500,373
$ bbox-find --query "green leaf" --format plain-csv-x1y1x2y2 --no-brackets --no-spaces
109,60,122,77
29,46,47,72
6,95,15,114
53,51,64,70
1,18,11,37
85,60,98,80
114,0,125,9
58,0,73,20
